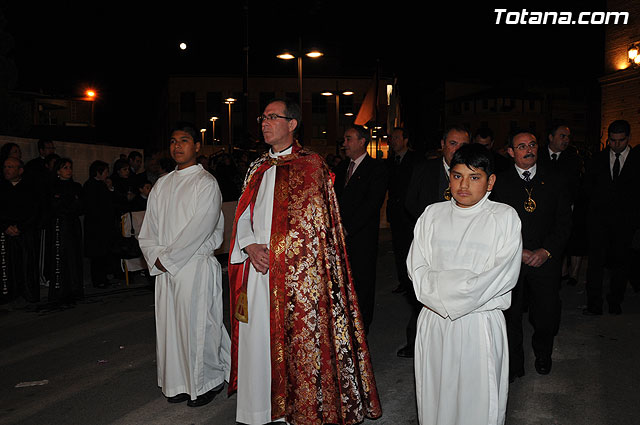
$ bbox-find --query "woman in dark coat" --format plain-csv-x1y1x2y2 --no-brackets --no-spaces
47,158,84,305
110,158,134,215
83,160,117,288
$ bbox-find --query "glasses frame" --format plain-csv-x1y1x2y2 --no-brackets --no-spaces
257,114,294,124
513,141,538,151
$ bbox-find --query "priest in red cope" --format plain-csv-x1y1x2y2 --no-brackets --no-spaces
228,98,382,425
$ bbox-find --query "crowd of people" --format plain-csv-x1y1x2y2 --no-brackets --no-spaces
0,138,255,310
2,100,640,424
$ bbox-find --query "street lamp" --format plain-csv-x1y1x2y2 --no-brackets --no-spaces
200,128,206,144
276,39,323,111
84,88,97,126
210,116,219,144
225,98,236,152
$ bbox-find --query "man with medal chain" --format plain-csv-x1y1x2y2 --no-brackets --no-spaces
491,129,572,381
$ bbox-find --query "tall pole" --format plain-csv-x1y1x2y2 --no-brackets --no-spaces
228,102,233,152
242,0,249,149
298,36,303,110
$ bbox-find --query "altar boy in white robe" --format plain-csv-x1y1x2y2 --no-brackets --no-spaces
138,123,231,407
407,144,522,425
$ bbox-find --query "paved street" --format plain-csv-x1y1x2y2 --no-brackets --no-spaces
1,229,639,425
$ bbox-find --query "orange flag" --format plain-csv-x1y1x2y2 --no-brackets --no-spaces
354,77,377,126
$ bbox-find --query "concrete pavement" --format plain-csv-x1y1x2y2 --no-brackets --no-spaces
1,229,639,424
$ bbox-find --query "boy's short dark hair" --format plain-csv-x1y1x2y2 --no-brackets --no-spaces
450,144,494,176
89,160,109,178
170,122,199,142
137,179,152,190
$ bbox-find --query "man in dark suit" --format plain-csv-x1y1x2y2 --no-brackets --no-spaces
582,120,640,315
386,128,423,295
334,125,388,334
398,124,470,357
491,129,572,379
472,127,511,174
539,122,585,286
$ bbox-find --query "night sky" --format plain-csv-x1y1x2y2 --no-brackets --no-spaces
0,0,607,146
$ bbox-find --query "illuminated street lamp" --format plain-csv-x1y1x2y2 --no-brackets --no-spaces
200,128,206,144
210,116,219,144
225,98,236,151
277,39,323,111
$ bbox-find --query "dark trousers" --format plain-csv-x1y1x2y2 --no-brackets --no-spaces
586,229,633,310
346,236,378,334
504,261,562,375
390,220,413,291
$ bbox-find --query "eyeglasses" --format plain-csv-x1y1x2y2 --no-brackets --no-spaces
257,114,294,124
513,142,537,151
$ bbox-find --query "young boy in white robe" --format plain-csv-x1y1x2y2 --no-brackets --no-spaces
138,123,231,407
407,143,522,425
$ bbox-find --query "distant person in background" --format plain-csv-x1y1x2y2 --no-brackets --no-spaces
83,160,117,289
0,142,22,163
197,154,209,172
212,153,239,201
158,157,175,179
24,138,56,181
131,180,152,212
47,158,84,307
0,157,40,305
583,119,640,315
111,158,134,215
128,151,147,188
472,127,511,174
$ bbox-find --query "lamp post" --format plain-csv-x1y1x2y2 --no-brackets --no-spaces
200,128,206,144
277,39,323,144
210,116,219,144
225,98,236,152
84,89,97,126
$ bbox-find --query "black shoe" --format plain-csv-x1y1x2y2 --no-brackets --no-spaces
566,277,578,286
187,383,224,407
582,307,602,316
534,357,552,375
396,345,414,358
167,393,189,403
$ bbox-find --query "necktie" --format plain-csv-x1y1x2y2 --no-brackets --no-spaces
345,161,355,186
551,153,557,161
612,153,620,181
522,170,531,182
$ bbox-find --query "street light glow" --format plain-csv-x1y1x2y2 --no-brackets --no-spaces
85,90,96,99
321,92,333,96
210,116,219,121
277,52,295,60
225,97,236,104
179,42,187,50
306,50,323,58
342,91,354,96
